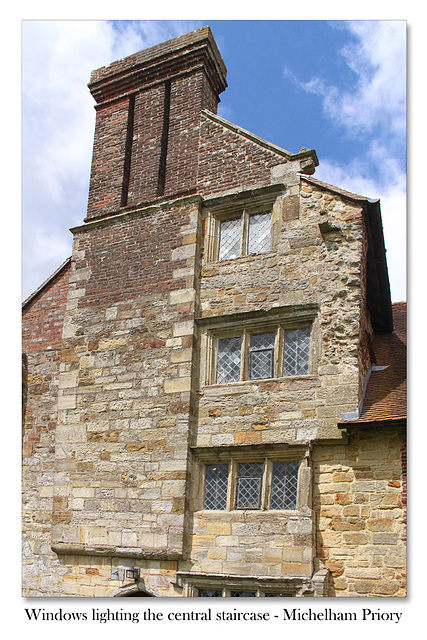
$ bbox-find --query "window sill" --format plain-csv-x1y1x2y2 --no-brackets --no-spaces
194,508,300,515
204,251,276,267
201,374,317,390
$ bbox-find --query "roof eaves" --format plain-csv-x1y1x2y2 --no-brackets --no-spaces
300,175,369,203
338,418,406,431
366,199,393,333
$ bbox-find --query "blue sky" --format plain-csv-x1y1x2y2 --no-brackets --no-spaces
22,19,406,302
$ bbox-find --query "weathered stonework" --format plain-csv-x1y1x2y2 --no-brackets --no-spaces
22,27,405,598
313,428,406,597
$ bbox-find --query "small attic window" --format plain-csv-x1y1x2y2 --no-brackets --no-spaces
218,210,271,260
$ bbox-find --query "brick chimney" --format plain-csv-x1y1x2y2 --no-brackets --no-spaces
86,26,227,220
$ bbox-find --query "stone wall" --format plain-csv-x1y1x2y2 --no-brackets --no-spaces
22,172,383,597
313,427,406,597
22,347,68,595
179,176,372,587
51,197,201,562
22,264,72,595
196,178,368,446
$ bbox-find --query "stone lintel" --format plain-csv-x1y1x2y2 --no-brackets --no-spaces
174,570,314,589
202,182,287,212
197,302,319,329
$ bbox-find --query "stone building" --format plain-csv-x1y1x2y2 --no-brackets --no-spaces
22,27,406,598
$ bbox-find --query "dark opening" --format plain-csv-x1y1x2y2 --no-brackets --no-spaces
125,590,154,597
157,79,171,196
121,93,136,207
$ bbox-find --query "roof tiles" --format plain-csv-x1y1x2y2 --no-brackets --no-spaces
353,302,407,424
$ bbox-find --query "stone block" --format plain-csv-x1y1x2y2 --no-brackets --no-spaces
164,377,191,393
206,521,231,536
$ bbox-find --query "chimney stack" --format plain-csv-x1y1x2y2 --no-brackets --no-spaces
86,27,227,220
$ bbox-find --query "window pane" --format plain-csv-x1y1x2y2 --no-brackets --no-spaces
264,592,293,597
216,336,242,383
249,332,275,379
282,327,311,376
236,462,263,509
230,591,256,597
219,217,241,260
204,464,229,510
270,461,299,509
248,212,271,255
198,588,222,597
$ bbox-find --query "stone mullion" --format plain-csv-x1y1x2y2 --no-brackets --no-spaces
241,209,249,257
274,326,283,378
262,459,272,510
241,329,249,381
227,460,237,510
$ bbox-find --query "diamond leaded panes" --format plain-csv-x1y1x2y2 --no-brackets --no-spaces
270,460,299,510
249,332,275,380
282,327,311,376
219,217,241,260
197,588,293,597
198,589,222,597
216,336,242,383
248,211,271,255
204,464,229,510
236,462,263,509
203,459,300,512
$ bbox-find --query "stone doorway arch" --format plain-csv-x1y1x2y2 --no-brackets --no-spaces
115,583,156,597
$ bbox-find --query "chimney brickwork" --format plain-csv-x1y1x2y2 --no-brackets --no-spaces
86,27,227,220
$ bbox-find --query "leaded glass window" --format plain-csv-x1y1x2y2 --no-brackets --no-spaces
236,462,263,509
198,588,222,597
195,587,293,597
219,217,241,260
249,332,275,380
270,460,299,510
282,327,311,376
217,211,271,261
216,336,242,383
211,323,311,385
248,212,271,255
204,464,229,510
203,458,300,512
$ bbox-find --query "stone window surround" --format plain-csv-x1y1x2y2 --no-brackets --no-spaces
174,572,316,597
190,443,312,514
202,184,285,264
198,305,319,387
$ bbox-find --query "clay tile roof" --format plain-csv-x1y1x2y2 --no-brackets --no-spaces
348,302,407,425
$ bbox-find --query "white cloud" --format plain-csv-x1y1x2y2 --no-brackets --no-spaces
337,21,406,136
22,20,199,300
285,21,406,138
286,20,406,302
